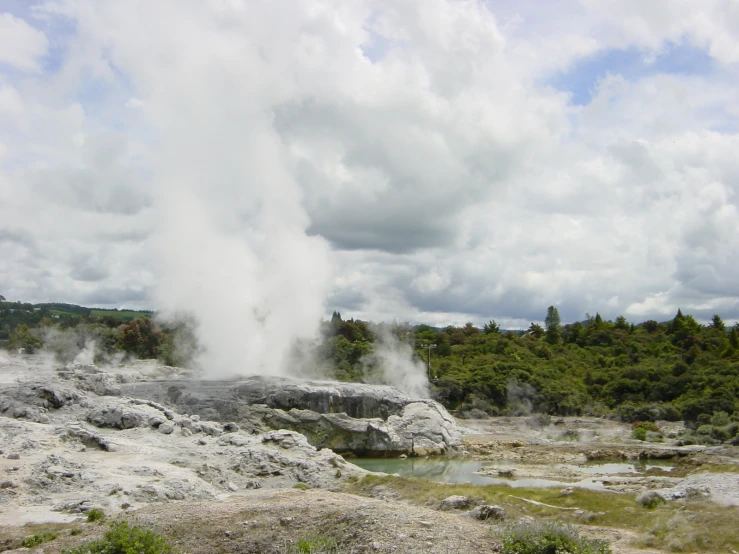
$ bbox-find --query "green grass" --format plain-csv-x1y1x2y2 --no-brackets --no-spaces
294,534,339,553
90,309,150,320
345,475,739,553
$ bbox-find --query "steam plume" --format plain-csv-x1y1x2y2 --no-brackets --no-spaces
141,37,332,378
362,327,430,398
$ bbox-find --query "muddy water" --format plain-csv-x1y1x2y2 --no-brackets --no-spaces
351,457,676,490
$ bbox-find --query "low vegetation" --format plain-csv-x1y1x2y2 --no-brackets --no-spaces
289,534,339,554
66,521,175,554
318,309,739,427
501,520,611,554
20,531,58,548
346,474,739,553
631,421,662,441
86,508,105,523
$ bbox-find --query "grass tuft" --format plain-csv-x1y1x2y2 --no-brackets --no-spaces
501,520,611,554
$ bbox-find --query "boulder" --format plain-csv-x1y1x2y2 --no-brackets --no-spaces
158,422,175,434
0,383,82,423
256,402,461,456
469,505,506,521
86,399,171,430
440,496,472,511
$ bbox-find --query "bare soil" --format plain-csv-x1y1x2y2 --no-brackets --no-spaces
1,489,502,554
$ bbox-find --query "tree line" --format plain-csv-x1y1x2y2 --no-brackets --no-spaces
3,301,739,428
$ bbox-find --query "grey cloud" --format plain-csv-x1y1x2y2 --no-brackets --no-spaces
78,287,149,308
326,289,367,313
275,91,519,253
308,208,454,253
0,228,37,250
28,135,151,216
70,264,110,283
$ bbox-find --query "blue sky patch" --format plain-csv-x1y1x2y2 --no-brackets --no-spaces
548,41,716,106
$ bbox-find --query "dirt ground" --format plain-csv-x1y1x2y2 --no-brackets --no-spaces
0,488,674,554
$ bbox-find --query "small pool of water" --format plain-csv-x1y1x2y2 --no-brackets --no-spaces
350,457,675,491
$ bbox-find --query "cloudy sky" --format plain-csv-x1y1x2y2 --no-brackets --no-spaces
2,0,739,330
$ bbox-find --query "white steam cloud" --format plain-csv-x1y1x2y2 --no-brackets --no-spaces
362,328,430,398
116,5,335,378
150,128,332,378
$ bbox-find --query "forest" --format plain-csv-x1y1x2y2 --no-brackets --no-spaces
2,300,739,434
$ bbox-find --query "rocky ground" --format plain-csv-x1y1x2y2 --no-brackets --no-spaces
460,416,739,504
0,356,365,527
1,354,739,553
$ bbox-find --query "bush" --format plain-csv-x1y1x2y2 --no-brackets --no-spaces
86,508,106,522
636,491,666,509
632,427,647,441
501,520,611,554
66,521,175,554
712,425,734,442
711,411,731,427
632,421,660,441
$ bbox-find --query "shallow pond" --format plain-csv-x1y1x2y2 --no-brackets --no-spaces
350,457,675,491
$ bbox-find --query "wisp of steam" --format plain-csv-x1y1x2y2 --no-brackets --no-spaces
362,328,430,399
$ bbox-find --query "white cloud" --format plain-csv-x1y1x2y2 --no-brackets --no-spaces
125,97,144,109
0,12,48,72
2,0,739,355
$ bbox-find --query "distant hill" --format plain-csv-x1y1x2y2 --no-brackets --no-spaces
0,301,153,346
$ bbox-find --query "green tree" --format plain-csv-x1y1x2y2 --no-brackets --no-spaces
544,306,562,345
729,327,739,349
528,322,544,339
709,314,726,332
614,315,629,331
483,319,500,334
8,324,42,353
120,318,162,359
462,322,479,336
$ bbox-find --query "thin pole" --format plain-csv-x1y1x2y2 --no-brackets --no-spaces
421,343,437,380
